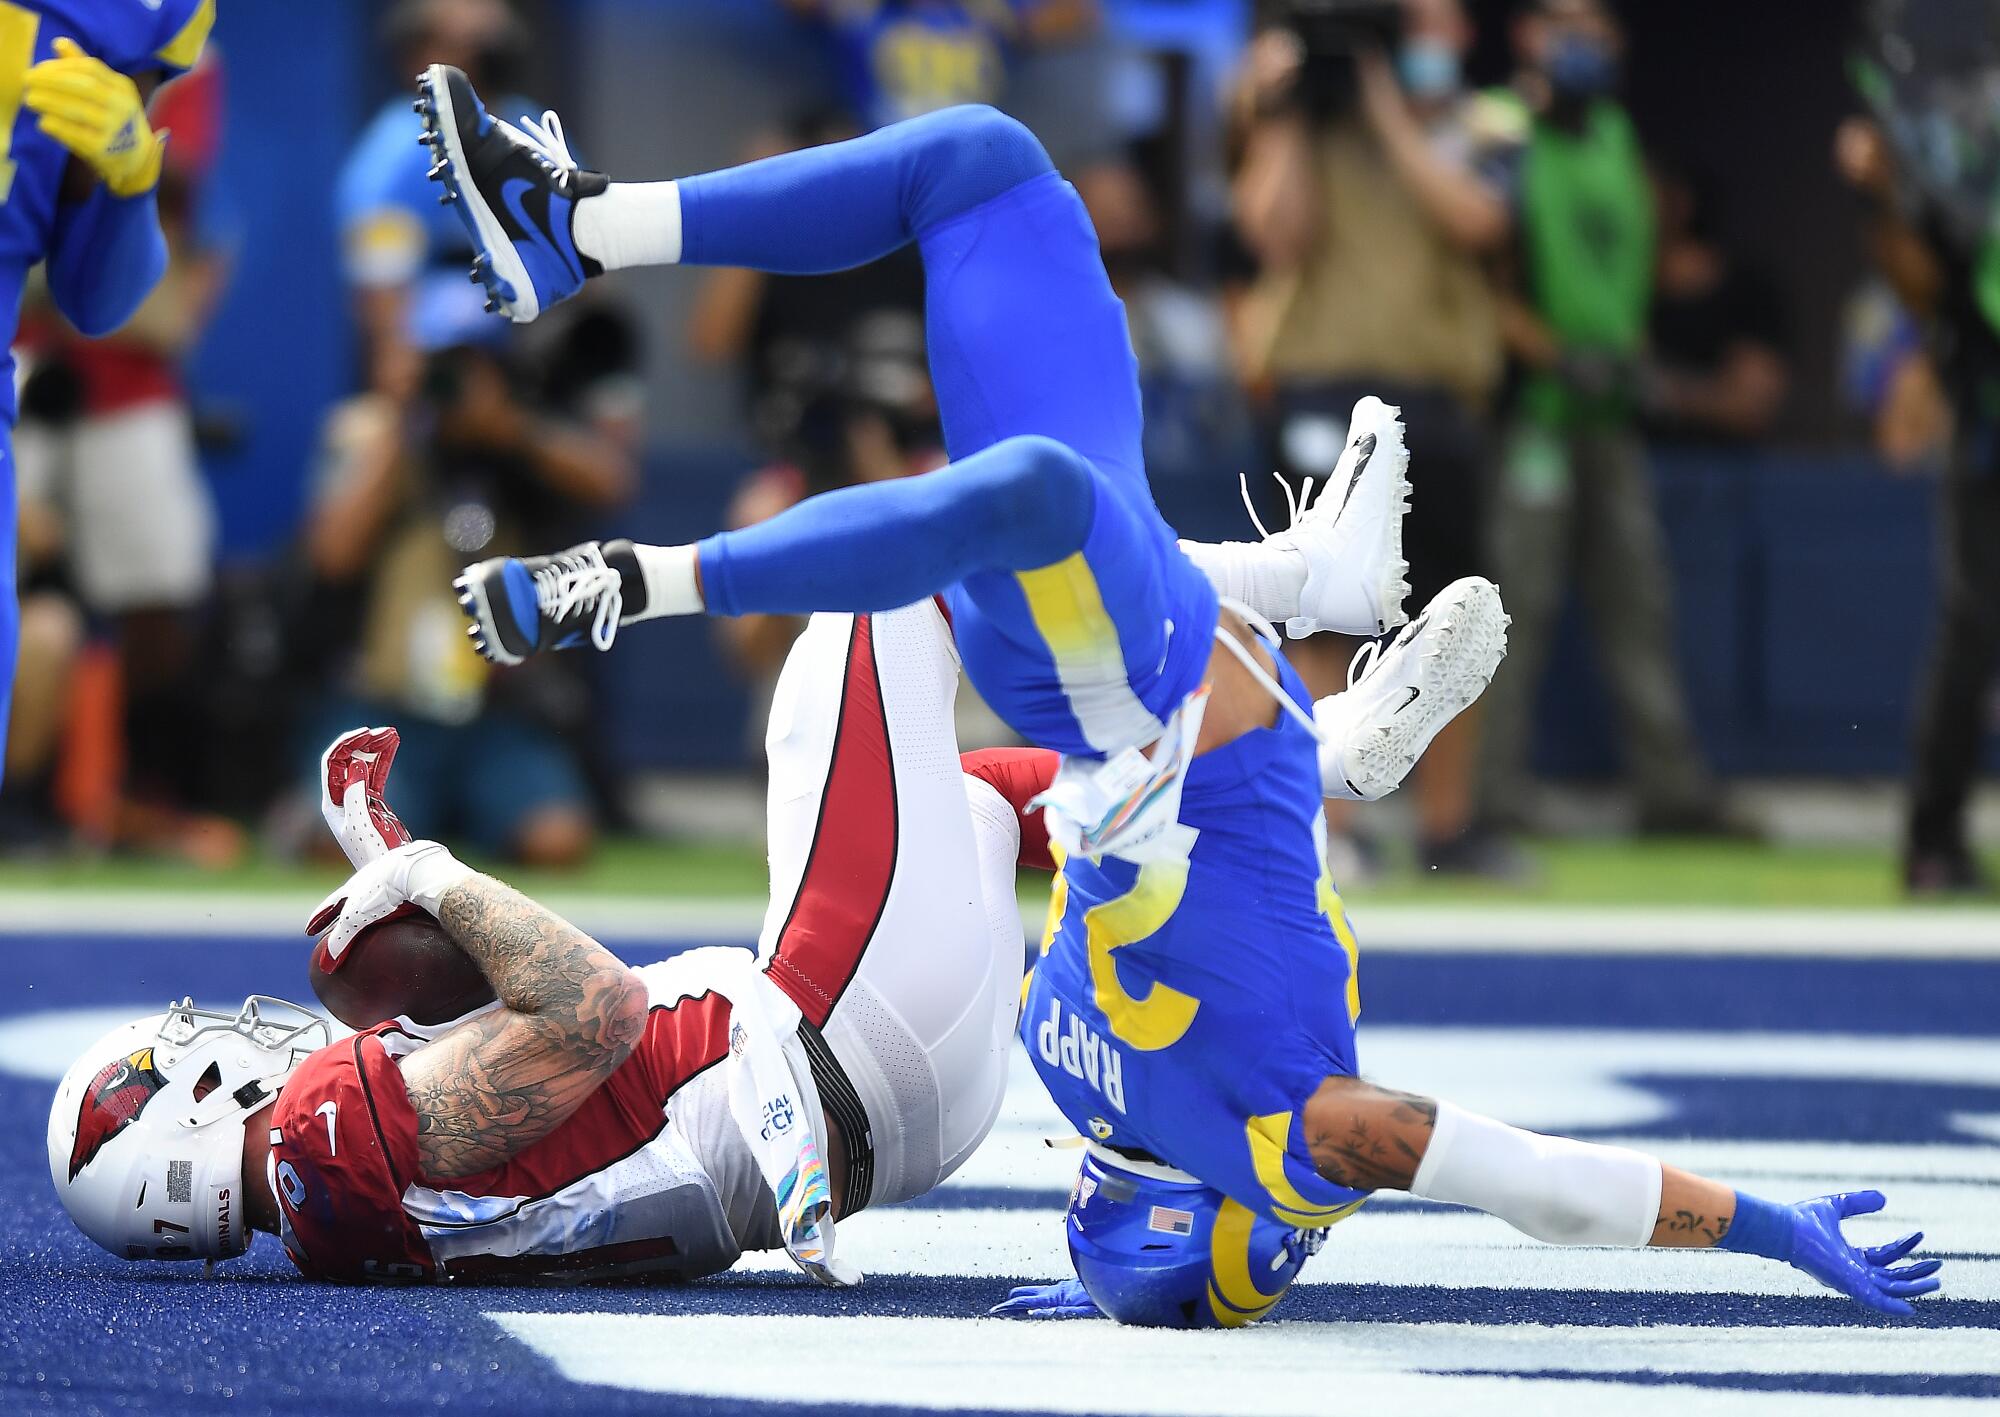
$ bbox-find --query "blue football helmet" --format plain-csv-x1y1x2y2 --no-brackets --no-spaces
1065,1146,1330,1328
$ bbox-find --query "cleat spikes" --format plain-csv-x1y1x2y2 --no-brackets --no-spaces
439,189,457,205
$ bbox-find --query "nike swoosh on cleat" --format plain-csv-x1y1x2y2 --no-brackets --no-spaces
501,177,583,288
1395,685,1421,713
1334,433,1377,520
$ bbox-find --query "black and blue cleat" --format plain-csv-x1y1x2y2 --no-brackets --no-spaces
415,63,605,324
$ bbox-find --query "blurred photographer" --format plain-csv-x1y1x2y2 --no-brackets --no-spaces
299,285,634,866
1475,0,1739,841
1837,108,2000,893
337,0,532,398
1230,0,1520,876
717,310,947,735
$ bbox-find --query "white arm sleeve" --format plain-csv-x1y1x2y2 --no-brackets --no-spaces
1409,1101,1664,1248
1179,539,1306,626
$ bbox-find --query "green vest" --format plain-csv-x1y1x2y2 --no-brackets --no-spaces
1513,97,1655,428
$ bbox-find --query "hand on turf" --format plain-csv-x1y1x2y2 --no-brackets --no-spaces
307,840,473,963
23,38,165,197
1785,1191,1942,1316
319,727,414,869
988,1279,1101,1319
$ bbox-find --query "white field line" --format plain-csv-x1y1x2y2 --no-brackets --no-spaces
733,1204,2000,1300
3,889,2000,958
488,1311,2000,1417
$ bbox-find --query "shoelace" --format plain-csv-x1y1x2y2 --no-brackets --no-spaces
1238,470,1319,542
1213,596,1325,741
1346,637,1383,691
1344,612,1426,691
533,550,623,651
501,108,581,181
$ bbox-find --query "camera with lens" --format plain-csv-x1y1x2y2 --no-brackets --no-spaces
1268,0,1406,121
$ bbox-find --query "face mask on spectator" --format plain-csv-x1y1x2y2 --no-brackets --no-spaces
1546,32,1616,99
1397,38,1462,101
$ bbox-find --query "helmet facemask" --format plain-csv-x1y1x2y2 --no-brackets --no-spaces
48,996,329,1264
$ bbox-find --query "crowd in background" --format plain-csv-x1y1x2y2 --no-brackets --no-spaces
1,0,1994,897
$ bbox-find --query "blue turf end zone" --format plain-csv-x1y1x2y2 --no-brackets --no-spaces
4,924,1997,1415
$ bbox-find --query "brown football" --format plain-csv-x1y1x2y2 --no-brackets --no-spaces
309,910,496,1030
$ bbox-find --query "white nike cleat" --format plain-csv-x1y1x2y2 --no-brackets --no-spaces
1315,576,1508,802
1259,395,1412,638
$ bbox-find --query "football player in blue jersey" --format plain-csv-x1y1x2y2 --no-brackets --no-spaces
782,0,1097,133
0,0,214,784
423,74,1942,1324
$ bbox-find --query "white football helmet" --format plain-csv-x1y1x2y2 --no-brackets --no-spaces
47,996,329,1263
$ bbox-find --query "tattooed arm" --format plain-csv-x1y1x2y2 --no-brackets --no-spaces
1300,1076,1740,1250
1301,1080,1438,1192
1648,1170,1739,1247
396,874,649,1180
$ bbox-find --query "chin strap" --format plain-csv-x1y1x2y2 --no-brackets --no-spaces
1213,597,1325,744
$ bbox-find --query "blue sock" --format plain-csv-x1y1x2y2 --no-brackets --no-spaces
1716,1191,1794,1262
677,105,1052,273
697,435,1094,617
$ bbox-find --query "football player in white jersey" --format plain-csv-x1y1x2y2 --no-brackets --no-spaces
49,599,1037,1284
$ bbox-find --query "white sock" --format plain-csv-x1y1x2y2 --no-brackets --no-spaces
573,181,683,271
1179,539,1308,624
630,542,704,620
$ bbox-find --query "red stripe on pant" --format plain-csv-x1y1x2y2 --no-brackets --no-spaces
766,614,899,1029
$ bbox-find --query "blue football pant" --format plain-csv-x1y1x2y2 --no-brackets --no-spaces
679,106,1218,755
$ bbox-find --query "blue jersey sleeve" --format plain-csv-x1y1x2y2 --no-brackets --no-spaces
31,0,212,76
335,101,438,290
337,95,500,290
46,184,168,336
144,0,213,74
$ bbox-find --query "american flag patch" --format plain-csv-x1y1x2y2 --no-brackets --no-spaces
1148,1205,1195,1236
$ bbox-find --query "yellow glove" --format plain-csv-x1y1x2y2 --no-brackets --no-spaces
22,37,165,198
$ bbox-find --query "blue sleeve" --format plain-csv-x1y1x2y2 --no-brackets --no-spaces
46,185,169,337
333,110,408,231
335,102,446,289
146,0,214,75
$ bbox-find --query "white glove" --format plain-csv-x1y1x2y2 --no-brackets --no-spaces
318,726,414,869
306,840,474,964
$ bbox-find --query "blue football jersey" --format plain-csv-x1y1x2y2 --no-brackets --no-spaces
825,1,1026,130
1022,649,1372,1231
0,0,211,421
